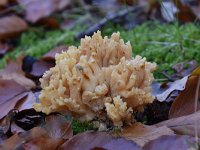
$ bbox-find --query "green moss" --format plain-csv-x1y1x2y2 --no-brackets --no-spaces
103,22,200,78
0,28,77,68
1,22,200,78
72,120,95,134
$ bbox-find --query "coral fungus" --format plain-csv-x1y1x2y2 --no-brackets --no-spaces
34,31,157,127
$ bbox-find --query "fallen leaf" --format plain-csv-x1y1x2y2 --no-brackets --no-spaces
0,56,35,90
173,0,197,22
42,45,68,61
143,135,199,150
21,127,64,150
169,76,200,118
191,66,200,76
173,0,200,22
121,123,174,147
0,127,63,150
18,0,71,23
60,131,140,150
29,60,55,78
0,80,27,104
160,1,178,22
0,15,28,40
0,92,29,120
0,43,10,57
156,111,200,137
0,114,72,150
0,133,24,150
15,92,36,111
0,79,29,119
156,76,188,102
37,17,60,29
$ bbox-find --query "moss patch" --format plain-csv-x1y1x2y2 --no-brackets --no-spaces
1,22,200,78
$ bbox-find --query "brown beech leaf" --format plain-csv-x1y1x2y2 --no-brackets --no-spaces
0,133,24,150
143,135,199,150
156,76,189,102
0,92,29,120
0,79,27,104
121,123,174,147
0,114,72,150
37,17,60,29
156,111,200,137
169,76,200,118
15,92,36,111
0,15,28,40
18,0,71,23
174,0,200,22
60,131,140,150
42,45,68,61
0,79,29,119
29,60,55,78
0,56,35,90
0,127,63,150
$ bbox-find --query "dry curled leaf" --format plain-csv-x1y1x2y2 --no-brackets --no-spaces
169,76,200,118
174,0,199,22
42,45,68,61
156,76,188,102
18,0,71,23
121,123,174,147
0,56,35,90
60,131,140,150
0,15,28,40
0,114,72,150
29,60,55,78
0,80,29,119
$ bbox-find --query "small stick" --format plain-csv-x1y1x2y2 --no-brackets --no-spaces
75,5,144,39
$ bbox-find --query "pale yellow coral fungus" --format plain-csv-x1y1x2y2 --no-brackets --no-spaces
34,31,157,127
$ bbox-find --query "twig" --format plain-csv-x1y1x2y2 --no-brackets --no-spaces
75,5,144,39
194,76,200,148
160,71,175,82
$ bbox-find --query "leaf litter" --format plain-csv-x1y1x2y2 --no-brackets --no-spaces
0,0,200,149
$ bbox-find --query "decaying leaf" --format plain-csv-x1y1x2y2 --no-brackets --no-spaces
60,131,140,150
0,114,72,150
121,123,174,147
0,56,35,90
174,0,200,22
169,76,200,118
18,0,71,23
41,45,68,61
143,135,199,150
0,16,28,40
0,80,29,119
156,76,188,102
156,111,200,137
29,60,55,78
